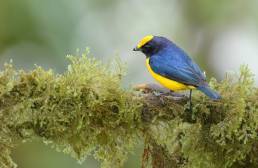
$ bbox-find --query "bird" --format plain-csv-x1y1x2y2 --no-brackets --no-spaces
133,35,221,109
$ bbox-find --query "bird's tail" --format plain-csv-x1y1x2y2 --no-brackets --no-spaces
197,85,221,100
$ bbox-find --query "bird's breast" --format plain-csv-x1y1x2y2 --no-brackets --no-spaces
146,58,194,91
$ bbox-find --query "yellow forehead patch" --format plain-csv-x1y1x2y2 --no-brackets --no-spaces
137,35,154,48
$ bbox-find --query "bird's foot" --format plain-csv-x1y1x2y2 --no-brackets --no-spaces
134,83,188,101
134,83,170,94
168,91,186,99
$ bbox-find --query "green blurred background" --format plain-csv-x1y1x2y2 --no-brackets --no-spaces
1,0,258,167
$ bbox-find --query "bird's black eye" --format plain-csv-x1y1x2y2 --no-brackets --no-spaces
144,44,151,48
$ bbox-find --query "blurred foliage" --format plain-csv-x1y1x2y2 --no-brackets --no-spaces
0,50,257,168
1,0,258,79
0,0,40,52
177,0,258,79
0,0,83,72
182,0,252,27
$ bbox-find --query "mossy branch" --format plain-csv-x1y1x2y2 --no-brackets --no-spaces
0,50,258,168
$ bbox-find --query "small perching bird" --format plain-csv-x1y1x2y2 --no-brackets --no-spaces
133,35,221,109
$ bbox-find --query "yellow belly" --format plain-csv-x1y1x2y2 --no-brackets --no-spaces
146,58,195,91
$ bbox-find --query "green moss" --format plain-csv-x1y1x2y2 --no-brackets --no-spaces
0,50,141,168
143,65,258,168
0,50,257,168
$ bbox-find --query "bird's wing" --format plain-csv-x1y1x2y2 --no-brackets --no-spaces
149,55,206,87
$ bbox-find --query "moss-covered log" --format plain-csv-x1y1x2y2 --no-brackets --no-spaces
0,50,257,168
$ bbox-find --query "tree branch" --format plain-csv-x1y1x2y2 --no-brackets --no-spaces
0,52,257,168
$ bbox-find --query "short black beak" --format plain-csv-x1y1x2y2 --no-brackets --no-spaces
133,47,140,51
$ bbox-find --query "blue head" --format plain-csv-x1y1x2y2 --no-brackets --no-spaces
133,35,172,57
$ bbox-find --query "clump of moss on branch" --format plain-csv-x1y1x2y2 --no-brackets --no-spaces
0,50,141,168
141,65,258,168
0,50,257,168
